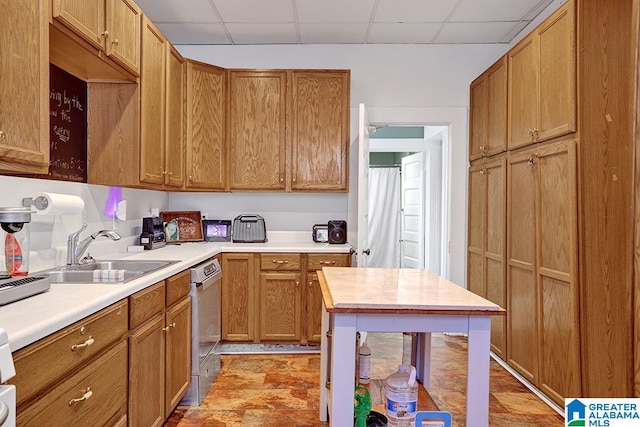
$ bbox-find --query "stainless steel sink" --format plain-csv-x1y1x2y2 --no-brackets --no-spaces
72,260,178,273
44,260,179,284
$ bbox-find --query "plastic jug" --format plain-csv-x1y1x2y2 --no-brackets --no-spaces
384,364,418,426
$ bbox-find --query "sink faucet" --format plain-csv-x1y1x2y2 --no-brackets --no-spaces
67,223,121,267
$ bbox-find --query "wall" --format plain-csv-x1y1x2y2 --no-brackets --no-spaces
0,176,168,272
173,43,507,285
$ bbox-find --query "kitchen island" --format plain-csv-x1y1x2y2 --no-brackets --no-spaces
318,267,505,427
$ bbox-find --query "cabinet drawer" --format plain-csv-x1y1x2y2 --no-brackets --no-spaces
17,340,128,427
167,269,190,306
260,253,301,271
129,281,165,329
10,300,128,405
307,253,351,271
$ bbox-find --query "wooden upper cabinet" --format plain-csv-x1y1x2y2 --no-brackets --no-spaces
469,56,507,161
469,77,487,162
290,70,350,192
165,45,186,188
185,60,226,190
139,16,167,186
508,1,575,149
228,70,287,190
104,0,141,75
0,0,49,174
52,0,105,49
52,0,141,76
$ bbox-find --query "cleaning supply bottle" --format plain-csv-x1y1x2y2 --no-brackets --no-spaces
358,340,372,384
384,364,418,426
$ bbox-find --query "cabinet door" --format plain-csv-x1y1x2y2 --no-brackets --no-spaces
305,272,323,343
17,341,128,427
139,16,166,186
0,0,49,174
105,0,141,76
165,45,186,188
221,253,256,341
535,140,580,405
537,3,576,141
186,60,227,190
290,70,350,191
485,57,508,157
129,315,165,427
507,150,538,384
165,297,192,417
508,34,538,150
469,77,487,162
259,272,301,341
485,158,506,359
229,71,287,190
52,0,106,49
467,164,486,297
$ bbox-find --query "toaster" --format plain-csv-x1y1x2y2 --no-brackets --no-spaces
232,214,267,243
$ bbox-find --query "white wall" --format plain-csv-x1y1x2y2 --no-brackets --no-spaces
0,176,168,272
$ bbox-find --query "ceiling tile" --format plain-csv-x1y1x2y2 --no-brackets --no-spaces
367,23,441,43
226,23,298,44
451,0,548,22
136,0,220,23
434,21,518,43
213,0,294,23
374,0,459,23
499,21,530,42
296,0,376,23
299,23,368,43
157,23,231,44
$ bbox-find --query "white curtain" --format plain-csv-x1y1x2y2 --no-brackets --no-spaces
367,167,401,267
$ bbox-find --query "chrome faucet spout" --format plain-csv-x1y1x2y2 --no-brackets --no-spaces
66,225,121,267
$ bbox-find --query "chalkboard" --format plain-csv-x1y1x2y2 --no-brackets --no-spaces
48,64,87,182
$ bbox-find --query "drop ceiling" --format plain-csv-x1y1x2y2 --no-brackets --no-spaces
135,0,556,45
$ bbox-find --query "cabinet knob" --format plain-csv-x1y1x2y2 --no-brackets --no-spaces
308,281,313,287
296,281,299,287
0,130,5,141
279,177,284,183
162,170,167,175
112,38,119,47
68,387,92,407
532,128,539,141
292,177,297,183
101,30,109,38
168,171,173,176
479,169,486,175
163,322,176,331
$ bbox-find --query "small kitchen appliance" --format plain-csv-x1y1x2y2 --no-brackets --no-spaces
328,220,347,244
202,220,232,242
232,215,267,243
139,216,166,250
312,224,329,243
0,207,33,277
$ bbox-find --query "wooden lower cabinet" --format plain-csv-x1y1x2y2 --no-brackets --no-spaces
507,139,580,405
221,253,257,342
17,341,128,427
259,272,301,341
129,272,192,425
221,252,350,345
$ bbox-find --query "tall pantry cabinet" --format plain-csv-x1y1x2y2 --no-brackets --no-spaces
468,0,640,405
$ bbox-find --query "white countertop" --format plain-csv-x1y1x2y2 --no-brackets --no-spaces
320,267,506,313
2,240,350,352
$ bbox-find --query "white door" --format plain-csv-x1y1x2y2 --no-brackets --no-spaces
356,103,371,267
401,152,425,268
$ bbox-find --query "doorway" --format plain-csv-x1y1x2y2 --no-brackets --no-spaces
367,126,446,273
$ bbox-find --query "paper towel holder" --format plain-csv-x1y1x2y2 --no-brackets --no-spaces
22,196,49,211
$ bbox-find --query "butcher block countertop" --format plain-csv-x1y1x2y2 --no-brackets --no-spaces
319,267,506,315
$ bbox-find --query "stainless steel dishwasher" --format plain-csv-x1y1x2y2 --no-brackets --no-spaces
180,257,222,406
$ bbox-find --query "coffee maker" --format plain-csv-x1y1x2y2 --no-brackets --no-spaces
140,217,166,250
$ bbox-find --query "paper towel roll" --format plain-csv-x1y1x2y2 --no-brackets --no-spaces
33,192,84,215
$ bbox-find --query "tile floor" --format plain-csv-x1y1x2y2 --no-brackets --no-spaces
165,333,564,426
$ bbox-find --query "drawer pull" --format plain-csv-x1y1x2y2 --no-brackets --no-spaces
319,260,336,265
68,387,92,406
71,337,95,351
272,260,289,264
163,322,176,332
